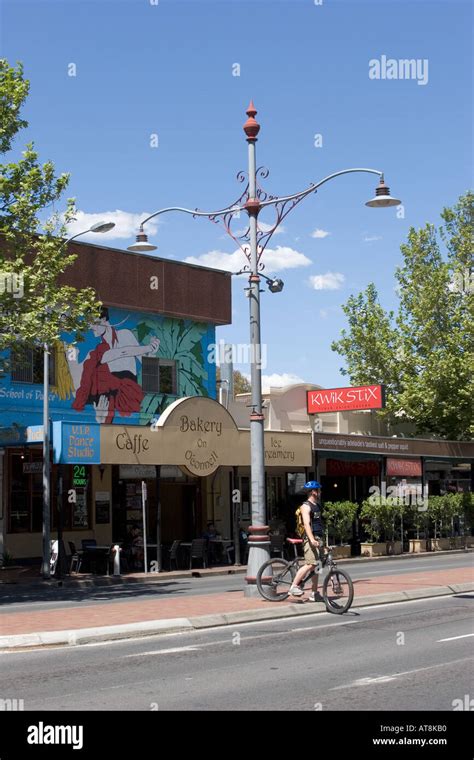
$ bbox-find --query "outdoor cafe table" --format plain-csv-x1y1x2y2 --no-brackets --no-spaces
209,539,233,564
82,545,112,575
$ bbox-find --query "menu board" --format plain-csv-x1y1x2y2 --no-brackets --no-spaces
73,490,88,528
95,492,110,524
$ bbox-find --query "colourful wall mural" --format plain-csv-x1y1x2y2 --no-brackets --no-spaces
0,306,216,436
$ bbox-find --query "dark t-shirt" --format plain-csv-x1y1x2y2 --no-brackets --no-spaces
303,499,324,537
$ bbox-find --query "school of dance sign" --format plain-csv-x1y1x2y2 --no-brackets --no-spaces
100,397,311,475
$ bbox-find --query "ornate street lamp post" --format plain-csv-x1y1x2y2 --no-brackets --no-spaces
128,103,400,596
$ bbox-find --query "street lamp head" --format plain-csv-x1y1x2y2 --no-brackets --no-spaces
127,229,157,252
365,177,401,208
89,221,116,233
267,277,284,293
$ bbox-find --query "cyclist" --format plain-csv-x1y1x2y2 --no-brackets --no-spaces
289,481,324,601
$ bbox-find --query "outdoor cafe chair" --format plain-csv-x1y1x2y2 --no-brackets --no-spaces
189,539,208,570
68,541,83,574
169,540,181,570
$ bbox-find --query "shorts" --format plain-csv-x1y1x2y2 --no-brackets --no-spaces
303,536,323,565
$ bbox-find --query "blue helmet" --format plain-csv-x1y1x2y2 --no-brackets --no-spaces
303,480,322,490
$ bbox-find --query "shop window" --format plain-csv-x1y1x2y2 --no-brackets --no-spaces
287,472,306,495
141,358,177,394
11,345,56,385
52,465,91,530
8,451,91,533
8,449,45,533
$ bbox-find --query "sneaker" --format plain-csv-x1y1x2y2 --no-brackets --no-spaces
289,585,304,597
309,591,324,603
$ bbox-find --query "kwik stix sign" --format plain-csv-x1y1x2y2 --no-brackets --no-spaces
307,385,385,414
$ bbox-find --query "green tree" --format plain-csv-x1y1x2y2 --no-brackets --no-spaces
0,60,99,360
216,366,252,394
331,192,474,440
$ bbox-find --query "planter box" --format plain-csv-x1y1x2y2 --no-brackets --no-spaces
409,539,427,553
331,545,351,559
0,566,33,583
428,538,450,551
360,542,387,557
386,541,403,555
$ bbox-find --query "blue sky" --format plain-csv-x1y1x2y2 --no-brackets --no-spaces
1,0,472,389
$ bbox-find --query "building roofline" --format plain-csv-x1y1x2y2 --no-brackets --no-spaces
69,238,233,277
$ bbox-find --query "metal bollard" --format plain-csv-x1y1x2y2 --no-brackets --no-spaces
113,544,121,576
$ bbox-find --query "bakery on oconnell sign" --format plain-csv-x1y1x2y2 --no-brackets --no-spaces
307,384,385,414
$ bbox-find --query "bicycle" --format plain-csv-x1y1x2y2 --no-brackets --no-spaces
256,538,354,614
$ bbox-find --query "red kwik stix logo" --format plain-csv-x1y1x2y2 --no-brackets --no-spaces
307,385,384,414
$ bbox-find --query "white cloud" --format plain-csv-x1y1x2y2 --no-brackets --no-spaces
308,272,345,290
261,373,305,392
65,210,160,241
311,228,330,239
364,235,382,242
319,309,329,319
185,245,311,273
185,249,247,272
259,221,285,234
262,246,312,272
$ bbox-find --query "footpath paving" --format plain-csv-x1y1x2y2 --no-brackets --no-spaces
0,552,472,649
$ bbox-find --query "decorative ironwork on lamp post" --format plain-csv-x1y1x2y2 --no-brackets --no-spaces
128,102,401,596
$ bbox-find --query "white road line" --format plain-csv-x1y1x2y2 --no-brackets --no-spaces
437,633,474,642
125,620,359,656
126,645,201,657
330,657,473,691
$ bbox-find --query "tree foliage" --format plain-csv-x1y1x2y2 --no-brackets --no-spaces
323,500,358,545
332,193,474,439
216,366,252,395
0,59,100,357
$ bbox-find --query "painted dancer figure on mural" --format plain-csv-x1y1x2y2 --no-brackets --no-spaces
70,307,159,424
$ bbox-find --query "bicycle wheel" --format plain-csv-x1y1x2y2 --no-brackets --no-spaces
322,568,354,614
256,558,296,601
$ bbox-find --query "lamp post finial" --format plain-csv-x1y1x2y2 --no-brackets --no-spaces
243,100,260,141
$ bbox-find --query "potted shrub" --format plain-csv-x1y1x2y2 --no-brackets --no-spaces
360,497,405,556
407,503,428,553
323,501,357,558
360,499,387,556
0,551,26,583
427,495,462,550
462,492,474,547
